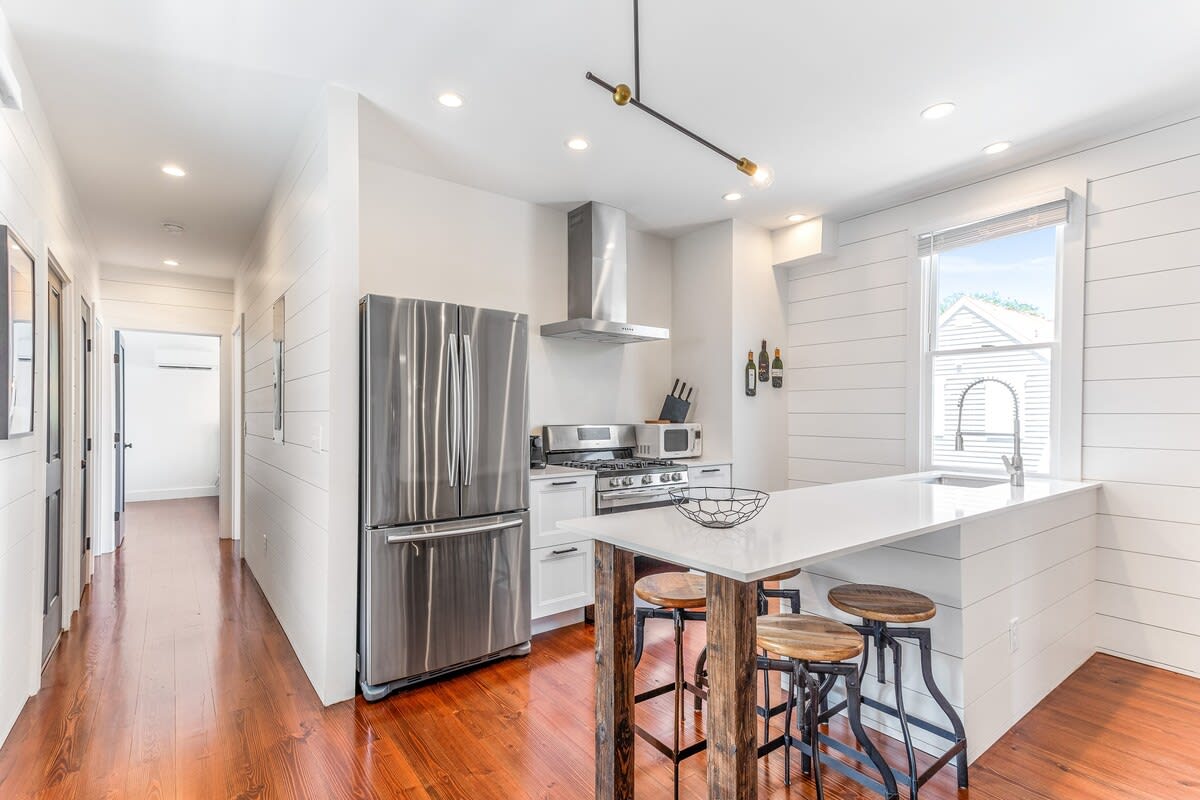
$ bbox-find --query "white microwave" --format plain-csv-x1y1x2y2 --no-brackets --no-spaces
635,423,702,459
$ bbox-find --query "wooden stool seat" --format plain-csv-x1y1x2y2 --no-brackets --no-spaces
756,614,864,662
828,583,936,623
762,568,802,583
635,572,707,609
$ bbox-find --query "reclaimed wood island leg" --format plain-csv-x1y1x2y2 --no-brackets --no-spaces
594,541,636,799
705,573,759,799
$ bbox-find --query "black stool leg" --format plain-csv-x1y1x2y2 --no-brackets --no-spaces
845,666,900,800
692,647,706,711
887,636,920,798
797,662,824,799
672,609,684,800
782,662,795,787
633,606,650,667
911,626,968,789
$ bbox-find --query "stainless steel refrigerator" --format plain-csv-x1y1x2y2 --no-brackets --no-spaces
358,295,531,701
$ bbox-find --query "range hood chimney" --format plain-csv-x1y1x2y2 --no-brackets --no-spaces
540,201,669,344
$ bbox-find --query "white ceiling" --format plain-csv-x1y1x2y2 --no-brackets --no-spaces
4,0,1200,277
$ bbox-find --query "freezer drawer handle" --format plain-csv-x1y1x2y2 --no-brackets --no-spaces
549,546,580,556
550,480,578,487
385,517,523,544
700,468,721,473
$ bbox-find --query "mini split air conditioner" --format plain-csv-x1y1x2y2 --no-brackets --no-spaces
154,348,217,370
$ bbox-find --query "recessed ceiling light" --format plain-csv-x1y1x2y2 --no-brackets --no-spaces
920,102,956,120
437,92,464,108
565,137,590,151
786,213,807,223
162,259,179,267
723,192,742,201
983,141,1012,155
161,221,185,235
161,164,186,177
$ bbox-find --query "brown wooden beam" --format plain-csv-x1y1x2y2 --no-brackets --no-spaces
594,541,636,800
705,573,758,799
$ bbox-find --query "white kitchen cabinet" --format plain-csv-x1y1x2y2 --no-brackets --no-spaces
687,463,732,489
529,470,596,620
530,540,594,618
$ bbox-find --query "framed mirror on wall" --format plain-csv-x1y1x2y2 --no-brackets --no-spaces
1,226,35,439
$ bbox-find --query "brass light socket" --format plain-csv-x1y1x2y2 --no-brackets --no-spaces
736,157,758,177
613,83,632,106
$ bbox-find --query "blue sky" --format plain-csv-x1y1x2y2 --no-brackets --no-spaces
936,226,1058,319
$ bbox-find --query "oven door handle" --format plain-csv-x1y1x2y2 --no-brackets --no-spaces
599,486,681,500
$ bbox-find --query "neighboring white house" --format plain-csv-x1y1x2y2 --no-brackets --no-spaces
931,295,1052,474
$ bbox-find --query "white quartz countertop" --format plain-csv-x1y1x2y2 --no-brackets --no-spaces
556,472,1099,582
529,465,596,481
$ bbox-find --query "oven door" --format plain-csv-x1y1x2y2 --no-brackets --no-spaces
596,486,677,514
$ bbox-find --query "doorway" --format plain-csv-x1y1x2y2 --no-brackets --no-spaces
79,299,93,594
42,263,65,664
112,331,221,531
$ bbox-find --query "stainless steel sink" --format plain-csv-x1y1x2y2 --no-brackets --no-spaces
922,474,1008,488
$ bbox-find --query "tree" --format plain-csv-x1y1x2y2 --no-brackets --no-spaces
940,290,1044,317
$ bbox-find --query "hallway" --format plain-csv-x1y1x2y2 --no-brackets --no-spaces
0,498,1198,798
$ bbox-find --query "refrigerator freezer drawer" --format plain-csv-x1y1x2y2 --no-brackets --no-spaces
361,512,531,690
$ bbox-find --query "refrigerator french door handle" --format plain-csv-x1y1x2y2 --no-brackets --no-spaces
463,333,476,486
447,333,461,487
385,515,523,543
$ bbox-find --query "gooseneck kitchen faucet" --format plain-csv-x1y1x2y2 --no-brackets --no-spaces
953,377,1024,486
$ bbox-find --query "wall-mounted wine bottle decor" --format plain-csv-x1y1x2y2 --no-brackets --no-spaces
771,347,783,388
744,351,757,397
757,340,770,383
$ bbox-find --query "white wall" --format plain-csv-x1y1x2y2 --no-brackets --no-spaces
671,220,788,490
97,264,234,548
785,108,1200,680
0,7,103,750
120,331,220,502
358,159,674,428
234,86,360,706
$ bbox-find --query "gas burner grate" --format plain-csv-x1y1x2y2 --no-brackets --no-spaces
562,458,678,472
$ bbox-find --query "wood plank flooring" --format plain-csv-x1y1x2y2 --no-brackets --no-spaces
1,497,1199,798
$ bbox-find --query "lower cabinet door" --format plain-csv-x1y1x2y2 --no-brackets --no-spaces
531,540,594,619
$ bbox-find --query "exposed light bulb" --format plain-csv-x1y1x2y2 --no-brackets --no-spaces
750,163,774,188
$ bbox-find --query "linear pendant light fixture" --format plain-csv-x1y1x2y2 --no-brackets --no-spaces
585,0,772,187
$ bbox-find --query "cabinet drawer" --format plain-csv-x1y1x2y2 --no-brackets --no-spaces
688,464,732,489
530,476,595,549
531,540,594,619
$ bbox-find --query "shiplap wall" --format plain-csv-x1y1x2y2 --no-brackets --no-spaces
786,109,1200,683
0,9,103,750
235,98,336,702
1084,152,1200,677
785,231,910,486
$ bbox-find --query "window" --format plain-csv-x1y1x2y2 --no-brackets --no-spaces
920,200,1066,475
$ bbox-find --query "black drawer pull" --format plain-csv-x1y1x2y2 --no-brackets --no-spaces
550,480,578,486
550,547,580,556
700,468,721,474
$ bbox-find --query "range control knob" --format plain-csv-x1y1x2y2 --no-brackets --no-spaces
659,473,670,482
672,472,683,481
641,474,654,485
622,476,634,487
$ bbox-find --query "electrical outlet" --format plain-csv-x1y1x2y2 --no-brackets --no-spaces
1009,617,1020,653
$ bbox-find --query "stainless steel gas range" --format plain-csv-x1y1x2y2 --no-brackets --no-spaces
543,424,688,579
543,424,689,513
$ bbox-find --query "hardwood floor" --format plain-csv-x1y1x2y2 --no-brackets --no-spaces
2,497,1199,798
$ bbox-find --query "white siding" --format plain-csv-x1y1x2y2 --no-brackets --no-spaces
1085,147,1200,678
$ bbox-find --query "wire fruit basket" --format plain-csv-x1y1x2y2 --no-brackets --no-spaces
668,487,769,529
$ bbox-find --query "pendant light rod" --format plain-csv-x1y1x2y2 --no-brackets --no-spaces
584,71,744,168
585,0,764,181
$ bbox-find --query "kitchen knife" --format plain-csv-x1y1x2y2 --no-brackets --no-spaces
678,382,687,399
685,387,693,401
671,378,680,396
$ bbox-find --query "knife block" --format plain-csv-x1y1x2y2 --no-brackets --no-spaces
658,394,691,423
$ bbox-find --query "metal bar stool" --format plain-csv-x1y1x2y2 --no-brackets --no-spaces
827,583,969,797
756,613,900,800
631,572,708,799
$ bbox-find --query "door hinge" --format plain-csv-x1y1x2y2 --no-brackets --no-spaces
85,536,91,549
113,353,119,364
113,511,119,522
86,437,92,451
113,433,119,444
86,338,92,353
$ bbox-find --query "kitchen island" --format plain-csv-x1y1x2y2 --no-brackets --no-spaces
558,471,1099,799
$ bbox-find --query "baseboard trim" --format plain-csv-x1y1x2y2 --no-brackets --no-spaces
126,487,219,503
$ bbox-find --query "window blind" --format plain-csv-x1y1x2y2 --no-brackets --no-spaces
918,198,1068,256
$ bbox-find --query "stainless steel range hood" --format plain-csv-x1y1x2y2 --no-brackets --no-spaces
540,202,669,344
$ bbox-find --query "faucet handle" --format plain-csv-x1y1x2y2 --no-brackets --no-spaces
1002,454,1016,475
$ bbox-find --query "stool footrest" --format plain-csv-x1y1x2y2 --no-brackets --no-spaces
858,694,959,742
634,725,708,762
785,732,891,797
